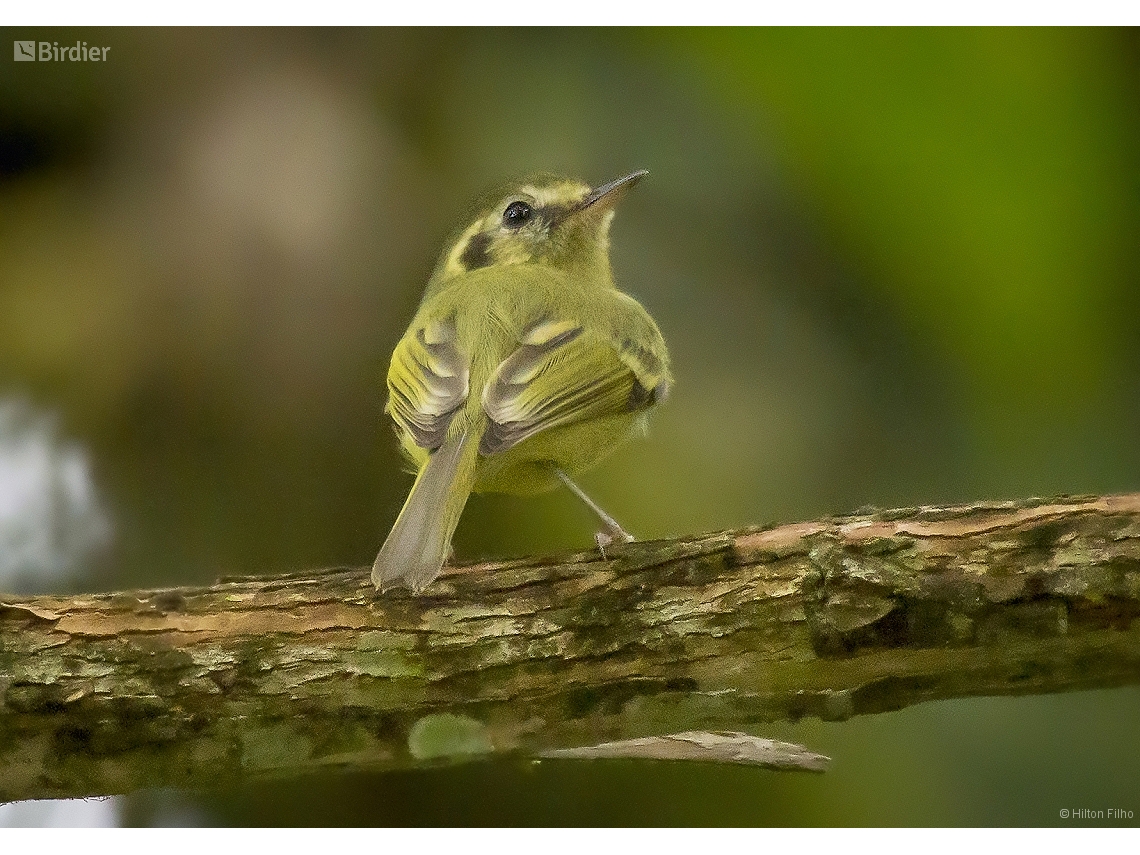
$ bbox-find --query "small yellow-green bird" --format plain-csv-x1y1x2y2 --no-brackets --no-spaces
373,170,671,593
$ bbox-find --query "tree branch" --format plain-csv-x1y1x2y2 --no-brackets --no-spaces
3,494,1140,802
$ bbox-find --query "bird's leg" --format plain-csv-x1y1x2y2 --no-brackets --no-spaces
555,469,635,557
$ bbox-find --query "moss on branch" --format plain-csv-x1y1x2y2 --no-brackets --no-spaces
2,494,1140,801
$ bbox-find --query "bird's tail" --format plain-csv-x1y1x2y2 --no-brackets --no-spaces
372,433,478,594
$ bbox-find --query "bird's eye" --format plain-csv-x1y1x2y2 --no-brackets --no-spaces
502,201,533,229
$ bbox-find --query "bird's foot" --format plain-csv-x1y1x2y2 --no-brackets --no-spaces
595,525,635,559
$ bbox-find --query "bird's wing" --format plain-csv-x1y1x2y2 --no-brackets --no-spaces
387,316,469,451
480,311,670,456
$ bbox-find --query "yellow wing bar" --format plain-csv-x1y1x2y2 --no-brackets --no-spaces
387,317,469,451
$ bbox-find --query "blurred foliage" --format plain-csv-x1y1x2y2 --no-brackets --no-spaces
0,27,1137,826
672,29,1140,479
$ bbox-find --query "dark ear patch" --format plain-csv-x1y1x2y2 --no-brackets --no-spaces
460,231,493,271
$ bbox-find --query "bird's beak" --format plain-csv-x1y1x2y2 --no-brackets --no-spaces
573,169,649,216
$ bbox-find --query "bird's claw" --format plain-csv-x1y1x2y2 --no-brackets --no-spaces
595,527,635,559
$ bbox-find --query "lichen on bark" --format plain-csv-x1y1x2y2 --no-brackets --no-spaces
2,493,1140,802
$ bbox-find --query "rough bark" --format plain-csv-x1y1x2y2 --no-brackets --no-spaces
2,493,1140,803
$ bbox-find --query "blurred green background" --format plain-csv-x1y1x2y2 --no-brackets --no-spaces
1,27,1138,826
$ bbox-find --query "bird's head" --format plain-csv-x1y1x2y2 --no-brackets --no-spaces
428,170,647,288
